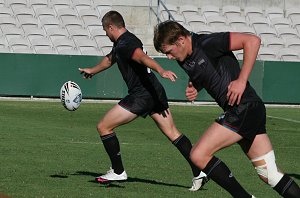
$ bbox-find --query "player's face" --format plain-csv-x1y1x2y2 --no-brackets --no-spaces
161,42,187,62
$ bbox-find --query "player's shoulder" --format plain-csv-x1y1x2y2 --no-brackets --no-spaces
195,32,229,41
118,31,142,48
194,32,230,51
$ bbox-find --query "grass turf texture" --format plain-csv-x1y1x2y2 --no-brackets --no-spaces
0,100,299,198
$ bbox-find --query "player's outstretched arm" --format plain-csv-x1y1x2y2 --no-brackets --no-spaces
79,55,113,79
131,48,177,82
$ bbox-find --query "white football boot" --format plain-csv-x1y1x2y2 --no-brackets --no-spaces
95,168,127,183
189,171,209,191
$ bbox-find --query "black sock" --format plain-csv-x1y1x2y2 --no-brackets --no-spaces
203,156,252,198
172,134,201,177
101,132,124,174
273,174,300,198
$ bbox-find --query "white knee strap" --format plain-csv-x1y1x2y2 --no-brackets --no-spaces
251,150,284,187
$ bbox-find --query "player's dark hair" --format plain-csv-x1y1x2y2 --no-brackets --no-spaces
153,20,190,53
102,10,125,28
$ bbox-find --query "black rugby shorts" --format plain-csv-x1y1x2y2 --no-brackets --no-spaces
215,101,266,141
118,91,169,118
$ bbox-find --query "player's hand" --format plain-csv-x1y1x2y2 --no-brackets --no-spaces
227,79,246,106
79,68,94,79
160,70,177,82
186,82,198,101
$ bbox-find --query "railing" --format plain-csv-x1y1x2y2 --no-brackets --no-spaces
149,0,175,24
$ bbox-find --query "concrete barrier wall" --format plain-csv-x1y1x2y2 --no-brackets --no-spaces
0,53,299,104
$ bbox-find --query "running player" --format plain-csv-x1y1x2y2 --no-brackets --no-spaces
79,11,208,191
153,20,300,197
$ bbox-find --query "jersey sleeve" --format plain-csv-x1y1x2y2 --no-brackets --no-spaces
201,32,231,57
117,38,142,60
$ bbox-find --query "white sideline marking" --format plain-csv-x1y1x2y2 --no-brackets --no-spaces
267,115,300,124
67,141,300,148
68,141,161,146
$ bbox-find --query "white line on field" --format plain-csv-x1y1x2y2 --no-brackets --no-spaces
267,115,300,124
67,141,300,149
68,141,161,146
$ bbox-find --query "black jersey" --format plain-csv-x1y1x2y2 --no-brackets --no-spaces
110,30,166,101
177,32,261,110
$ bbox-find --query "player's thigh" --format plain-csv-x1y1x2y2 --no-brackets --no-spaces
192,122,243,160
98,104,138,134
245,133,273,160
150,109,181,141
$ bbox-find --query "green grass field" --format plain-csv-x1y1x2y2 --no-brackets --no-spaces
0,100,299,198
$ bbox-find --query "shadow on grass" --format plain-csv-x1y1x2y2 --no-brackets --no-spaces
50,174,69,178
57,171,191,189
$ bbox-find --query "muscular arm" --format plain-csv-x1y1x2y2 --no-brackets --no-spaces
79,54,113,78
227,32,261,105
131,48,177,81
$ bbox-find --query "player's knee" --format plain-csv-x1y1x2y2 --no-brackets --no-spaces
96,121,107,135
251,150,284,187
190,147,207,169
190,148,198,165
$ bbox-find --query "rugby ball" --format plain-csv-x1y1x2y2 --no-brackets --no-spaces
60,81,82,111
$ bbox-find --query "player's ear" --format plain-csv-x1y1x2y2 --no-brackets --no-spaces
177,36,185,46
108,24,114,31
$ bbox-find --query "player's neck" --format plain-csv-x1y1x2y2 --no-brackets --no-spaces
186,36,193,56
114,27,127,41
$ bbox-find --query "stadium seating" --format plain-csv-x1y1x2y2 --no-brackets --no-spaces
263,37,285,51
222,5,241,19
286,7,300,22
244,6,264,20
31,37,56,54
73,0,93,13
186,14,206,27
0,0,5,7
159,3,178,21
180,4,199,20
9,37,34,54
265,7,284,20
0,36,10,52
201,5,220,19
255,26,278,40
25,27,46,42
276,27,299,40
228,16,248,28
29,0,48,13
285,37,300,52
277,48,300,61
0,0,299,61
155,2,300,61
257,47,278,61
206,15,227,26
270,17,291,29
0,6,14,17
6,0,28,11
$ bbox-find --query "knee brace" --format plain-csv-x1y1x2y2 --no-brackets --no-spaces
251,150,284,187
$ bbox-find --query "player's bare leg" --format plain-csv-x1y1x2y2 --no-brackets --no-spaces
95,104,138,184
190,122,253,197
151,109,208,191
97,104,138,136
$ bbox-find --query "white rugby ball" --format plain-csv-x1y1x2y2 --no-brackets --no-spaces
60,81,82,111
